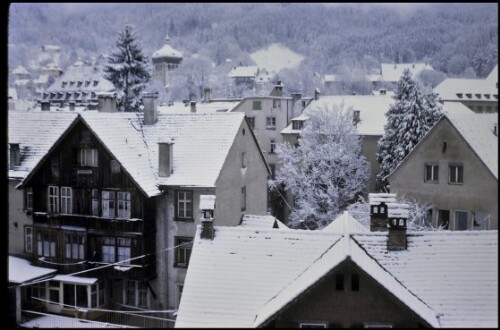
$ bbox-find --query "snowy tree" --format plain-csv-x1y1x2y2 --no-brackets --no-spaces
274,105,370,229
104,25,152,112
376,69,443,190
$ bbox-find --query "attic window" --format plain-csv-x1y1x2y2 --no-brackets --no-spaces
352,110,361,125
465,93,472,99
484,94,490,99
335,274,344,291
456,93,463,98
70,81,75,87
62,81,67,88
93,80,99,87
379,89,386,95
77,81,83,88
475,94,481,99
111,160,121,173
292,120,303,130
85,81,90,87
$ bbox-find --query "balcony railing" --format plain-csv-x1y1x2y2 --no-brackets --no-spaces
34,213,144,233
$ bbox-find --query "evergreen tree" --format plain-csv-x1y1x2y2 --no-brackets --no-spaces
274,105,370,229
104,25,151,112
376,69,443,189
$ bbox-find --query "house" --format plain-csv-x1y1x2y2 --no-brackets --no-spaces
281,93,394,193
8,93,270,327
380,62,435,84
41,60,114,109
176,202,498,328
152,36,183,88
433,65,498,113
228,65,259,89
386,102,498,230
11,65,31,80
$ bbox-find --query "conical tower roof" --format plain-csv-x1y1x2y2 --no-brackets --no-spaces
152,36,183,60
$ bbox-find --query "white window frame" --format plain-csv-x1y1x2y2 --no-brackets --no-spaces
449,164,464,184
65,234,85,260
37,232,56,257
117,192,131,219
92,189,99,216
123,280,149,309
266,116,276,129
60,187,72,214
117,237,132,265
102,191,116,218
91,281,105,308
177,191,193,219
270,139,276,153
247,116,255,130
472,211,490,230
102,237,116,263
424,163,439,183
454,210,468,231
174,237,193,268
25,226,33,253
48,186,59,213
63,283,89,309
80,148,98,167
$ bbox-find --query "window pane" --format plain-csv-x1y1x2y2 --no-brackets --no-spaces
455,211,468,230
64,284,75,306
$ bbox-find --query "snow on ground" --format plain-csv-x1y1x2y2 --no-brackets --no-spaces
250,43,304,74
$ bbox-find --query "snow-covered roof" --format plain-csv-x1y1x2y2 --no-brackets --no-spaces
8,111,79,179
158,101,241,114
368,192,397,205
228,65,259,78
283,95,393,136
443,103,498,179
239,214,288,230
381,63,434,82
199,195,216,210
8,87,18,100
20,313,132,328
14,79,33,86
46,62,114,93
33,74,51,85
324,74,382,83
8,256,56,284
52,274,98,285
152,41,183,60
176,214,497,328
322,211,368,233
434,77,498,102
250,43,304,74
485,64,498,84
12,65,30,75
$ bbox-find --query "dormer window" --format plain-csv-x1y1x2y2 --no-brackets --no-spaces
93,80,99,87
456,93,463,98
292,120,303,130
352,110,360,125
379,89,386,95
475,94,481,99
465,93,472,99
485,94,490,99
70,81,75,87
77,81,83,88
62,81,67,88
85,81,90,87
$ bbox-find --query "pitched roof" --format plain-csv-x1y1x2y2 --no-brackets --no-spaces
46,62,114,93
322,211,368,233
283,95,393,136
176,213,497,328
249,43,304,74
8,256,56,284
8,111,79,179
485,64,498,84
381,63,434,82
228,65,259,78
434,77,498,102
11,65,30,75
239,214,288,230
158,101,241,114
386,102,498,181
152,40,183,60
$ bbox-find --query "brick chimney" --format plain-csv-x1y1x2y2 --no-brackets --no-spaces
143,92,158,125
200,195,216,240
190,101,197,113
9,143,20,169
69,101,75,111
270,81,283,97
41,101,50,111
203,88,212,103
369,193,397,232
314,87,320,100
158,141,174,177
97,93,117,112
387,203,409,251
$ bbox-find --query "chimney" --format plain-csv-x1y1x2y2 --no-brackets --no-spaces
97,93,117,112
190,101,197,113
200,195,216,240
9,143,20,169
69,101,75,111
387,203,409,251
203,88,212,103
369,193,397,232
270,81,283,97
314,87,321,101
41,101,50,111
143,92,158,125
158,141,174,177
291,92,302,103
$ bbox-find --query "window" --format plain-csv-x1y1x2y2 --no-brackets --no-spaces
93,80,99,87
176,191,193,220
29,282,46,302
91,281,105,308
25,226,33,253
62,81,67,88
85,81,90,87
266,116,276,129
472,212,489,230
177,285,184,307
123,280,149,308
247,117,255,130
117,237,132,265
241,186,246,211
351,274,360,291
37,232,56,257
60,187,72,214
111,159,121,173
174,237,193,268
437,209,450,230
273,99,281,108
92,189,99,216
270,139,276,153
456,93,463,98
51,156,59,180
102,191,116,217
117,192,131,218
48,281,60,305
102,237,116,263
424,209,433,227
352,110,360,124
63,283,88,308
449,164,464,184
299,322,327,328
65,234,85,260
26,187,33,211
477,106,483,112
79,148,98,167
292,120,303,130
269,163,276,180
77,81,82,88
454,211,468,230
424,164,439,183
48,186,59,213
335,274,344,290
252,100,262,110
241,152,247,168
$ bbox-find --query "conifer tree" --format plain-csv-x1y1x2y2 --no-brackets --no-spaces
376,69,443,189
104,25,151,112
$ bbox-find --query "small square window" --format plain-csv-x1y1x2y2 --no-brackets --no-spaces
335,274,344,291
351,274,359,291
424,164,439,183
449,164,463,184
252,100,262,110
266,116,276,129
111,160,121,173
